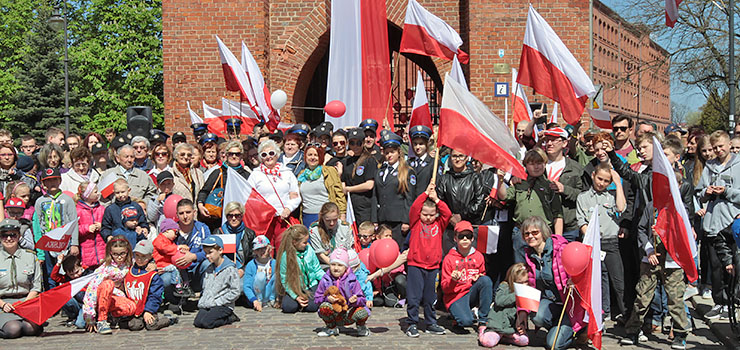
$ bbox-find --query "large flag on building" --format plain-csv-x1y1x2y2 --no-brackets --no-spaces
449,55,468,90
35,219,78,252
223,167,275,236
215,36,259,116
325,0,391,131
400,0,469,64
409,71,433,129
241,41,278,130
665,0,681,27
571,208,604,349
517,5,596,126
587,108,612,130
511,68,533,124
652,137,699,282
12,272,97,326
439,76,527,179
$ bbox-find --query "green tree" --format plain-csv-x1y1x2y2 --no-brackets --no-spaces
698,90,729,133
0,0,39,121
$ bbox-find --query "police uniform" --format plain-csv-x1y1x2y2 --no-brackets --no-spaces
408,125,434,192
341,128,377,225
0,220,42,331
225,118,242,139
360,119,384,163
373,133,417,247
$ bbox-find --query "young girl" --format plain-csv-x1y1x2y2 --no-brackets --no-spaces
243,235,277,311
76,181,107,268
314,248,369,337
276,225,324,313
82,236,136,335
486,263,530,347
6,181,34,221
308,202,354,266
373,133,416,247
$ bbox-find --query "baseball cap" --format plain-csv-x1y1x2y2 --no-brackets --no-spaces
41,167,61,181
454,220,474,234
133,240,154,255
121,206,138,221
5,197,25,209
156,170,174,184
252,235,270,250
201,235,224,248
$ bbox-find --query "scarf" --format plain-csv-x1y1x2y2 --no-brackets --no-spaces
222,221,245,235
261,163,281,179
298,165,322,182
176,163,192,185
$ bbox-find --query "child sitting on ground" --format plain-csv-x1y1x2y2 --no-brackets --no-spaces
243,235,277,311
113,206,148,249
276,225,324,313
486,263,530,347
358,221,375,249
347,249,374,308
53,254,93,329
121,240,176,331
193,236,242,329
152,218,193,298
314,248,370,337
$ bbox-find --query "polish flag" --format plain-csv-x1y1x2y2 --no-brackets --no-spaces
517,6,596,126
652,137,698,282
215,36,260,116
241,41,279,130
345,195,361,252
35,219,78,252
409,71,433,129
222,167,275,236
439,75,527,179
12,272,98,325
325,0,392,131
571,207,604,349
201,101,227,137
213,234,237,254
187,101,204,124
476,225,500,254
400,0,469,64
449,55,468,90
221,98,262,134
587,108,612,130
511,68,533,124
514,283,541,313
549,102,558,124
665,0,681,27
97,172,118,198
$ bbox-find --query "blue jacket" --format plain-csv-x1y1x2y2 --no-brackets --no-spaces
353,262,374,301
101,198,149,241
175,221,211,267
112,227,147,251
130,264,164,314
242,258,276,303
279,150,306,176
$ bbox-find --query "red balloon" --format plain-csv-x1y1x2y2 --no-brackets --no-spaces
562,242,591,276
371,238,399,269
163,194,183,221
324,100,346,118
358,248,376,272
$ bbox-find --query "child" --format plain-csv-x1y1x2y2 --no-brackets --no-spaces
146,170,175,234
152,218,193,298
368,227,407,308
82,236,136,335
308,202,354,265
276,225,324,313
358,221,375,249
5,197,33,250
404,182,452,337
193,235,242,329
121,240,175,331
6,181,34,221
314,248,370,337
54,254,93,329
243,235,277,311
76,181,107,269
101,179,149,242
347,249,374,308
113,206,148,249
441,220,493,337
486,263,530,347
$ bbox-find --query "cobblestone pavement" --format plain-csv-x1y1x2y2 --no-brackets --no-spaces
4,301,723,350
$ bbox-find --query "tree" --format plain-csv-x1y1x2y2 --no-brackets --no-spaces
698,90,729,133
671,101,691,124
0,0,39,122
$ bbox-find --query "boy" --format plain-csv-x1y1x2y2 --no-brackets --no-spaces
54,254,92,328
441,221,492,337
193,235,242,329
243,235,276,311
404,183,452,337
731,136,740,154
358,221,375,249
122,240,176,331
113,206,147,250
146,170,175,233
102,179,148,241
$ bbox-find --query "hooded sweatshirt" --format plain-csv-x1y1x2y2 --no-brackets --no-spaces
698,153,740,235
314,268,367,311
441,247,486,308
197,256,242,310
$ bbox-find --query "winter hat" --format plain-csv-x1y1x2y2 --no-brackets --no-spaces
16,155,34,173
329,248,349,267
159,218,178,234
347,249,360,268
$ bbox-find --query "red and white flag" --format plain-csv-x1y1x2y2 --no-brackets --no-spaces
241,41,279,130
97,172,118,198
514,283,541,313
439,75,527,179
400,0,469,64
12,272,98,326
409,71,433,129
215,36,259,116
187,101,204,124
549,102,558,124
476,225,500,254
517,5,596,126
213,234,237,254
511,68,533,124
35,219,78,252
221,98,262,134
652,137,699,282
587,108,612,130
201,101,227,137
665,0,681,27
572,208,603,349
223,167,275,236
449,55,468,90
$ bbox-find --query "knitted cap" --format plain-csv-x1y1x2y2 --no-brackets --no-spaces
329,248,349,267
159,218,178,234
347,249,360,268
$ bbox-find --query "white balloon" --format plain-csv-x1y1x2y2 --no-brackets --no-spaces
270,90,288,110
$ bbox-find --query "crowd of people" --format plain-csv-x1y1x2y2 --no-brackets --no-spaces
0,109,735,350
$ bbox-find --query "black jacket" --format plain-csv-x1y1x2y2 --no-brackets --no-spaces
372,162,416,223
436,166,486,224
409,154,434,193
556,157,588,231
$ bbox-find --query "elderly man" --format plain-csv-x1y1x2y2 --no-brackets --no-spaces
101,145,157,203
131,136,153,171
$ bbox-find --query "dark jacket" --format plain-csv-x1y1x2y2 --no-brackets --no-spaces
372,162,416,223
101,198,148,241
436,166,486,224
409,154,434,194
279,150,306,177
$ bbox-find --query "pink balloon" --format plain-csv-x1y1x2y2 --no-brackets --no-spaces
163,194,183,221
562,242,591,276
63,191,75,198
371,238,399,269
324,100,346,118
358,248,376,273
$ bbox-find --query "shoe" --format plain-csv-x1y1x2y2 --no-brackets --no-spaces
671,333,686,349
174,285,194,298
684,285,699,300
702,288,712,299
357,325,370,337
96,321,112,335
705,304,724,319
638,330,648,342
65,319,76,328
317,327,339,337
663,316,672,334
167,316,179,326
167,303,182,315
614,313,625,326
720,306,729,319
619,334,639,345
406,324,420,337
425,323,446,335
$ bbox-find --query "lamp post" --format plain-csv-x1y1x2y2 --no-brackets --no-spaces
48,4,69,137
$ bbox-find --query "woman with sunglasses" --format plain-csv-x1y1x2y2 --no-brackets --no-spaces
147,143,173,184
171,143,204,203
212,201,256,278
197,140,251,229
341,128,378,225
296,144,345,226
0,219,43,339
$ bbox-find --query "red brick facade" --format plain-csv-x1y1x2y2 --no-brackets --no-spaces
163,0,670,134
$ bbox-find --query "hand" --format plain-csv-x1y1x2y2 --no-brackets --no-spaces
86,321,98,333
367,270,380,282
178,245,190,253
648,252,661,266
56,254,65,265
727,264,735,275
146,261,157,272
326,295,338,304
510,177,522,185
175,252,196,267
342,183,350,194
618,227,626,239
471,273,480,282
602,140,614,153
238,269,244,278
715,186,726,195
143,312,155,325
566,278,575,289
280,208,291,219
401,224,409,232
450,262,463,281
69,246,79,256
253,300,263,312
366,300,373,308
610,169,621,184
549,180,564,193
297,296,309,307
349,295,358,304
2,301,15,313
697,208,706,217
450,214,462,226
158,193,166,202
198,203,211,218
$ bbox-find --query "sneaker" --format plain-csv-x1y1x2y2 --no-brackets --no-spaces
702,288,712,299
96,321,112,335
425,323,446,335
720,306,730,319
705,304,724,319
317,327,339,337
614,313,625,326
406,324,420,337
619,334,639,345
357,325,370,337
684,285,699,300
638,330,648,342
671,334,686,350
167,315,179,326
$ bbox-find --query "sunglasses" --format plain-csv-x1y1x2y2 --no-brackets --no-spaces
456,233,474,240
333,141,346,146
227,152,242,157
523,230,541,238
358,234,373,239
154,152,169,157
0,233,18,239
260,150,277,158
179,153,192,157
226,213,242,219
613,126,629,132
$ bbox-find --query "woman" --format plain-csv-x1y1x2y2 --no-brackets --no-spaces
38,143,66,175
83,132,105,152
171,143,204,203
0,144,22,197
515,216,586,350
247,140,301,249
326,129,347,171
0,220,43,339
61,147,100,194
307,202,353,266
197,140,251,230
341,128,377,225
147,143,172,184
199,135,221,173
297,144,345,226
373,132,416,247
212,201,256,278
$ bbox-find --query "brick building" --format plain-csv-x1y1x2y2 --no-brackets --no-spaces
162,0,670,134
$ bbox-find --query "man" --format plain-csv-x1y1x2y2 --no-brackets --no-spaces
515,121,528,160
0,129,12,145
190,122,208,142
66,134,81,151
104,128,116,144
174,199,211,292
131,136,153,171
542,127,587,242
635,120,655,138
664,123,686,140
19,135,38,155
46,127,65,148
101,145,157,203
611,114,639,165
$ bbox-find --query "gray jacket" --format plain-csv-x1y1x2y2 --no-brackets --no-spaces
197,257,242,309
697,153,740,235
101,166,157,203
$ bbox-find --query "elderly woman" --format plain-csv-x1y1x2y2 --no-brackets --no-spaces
197,140,251,229
212,201,256,277
247,140,301,248
0,219,43,339
171,143,204,202
61,147,100,194
515,216,586,350
297,144,345,226
147,142,172,184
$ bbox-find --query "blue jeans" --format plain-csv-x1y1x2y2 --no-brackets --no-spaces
44,251,57,289
406,266,438,326
61,298,86,329
448,276,493,327
512,226,527,264
531,298,574,350
159,265,184,287
562,229,580,243
650,276,692,327
302,213,319,228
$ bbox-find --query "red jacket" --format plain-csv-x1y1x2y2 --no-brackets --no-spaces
152,234,179,268
441,247,486,308
406,192,452,269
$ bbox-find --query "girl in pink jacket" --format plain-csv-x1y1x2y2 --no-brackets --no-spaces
77,181,106,268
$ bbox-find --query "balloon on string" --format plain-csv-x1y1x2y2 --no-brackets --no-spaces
562,241,591,276
358,248,376,272
270,90,288,110
370,238,399,269
324,100,346,118
163,194,183,221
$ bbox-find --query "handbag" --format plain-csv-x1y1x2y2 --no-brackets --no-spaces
204,170,224,217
